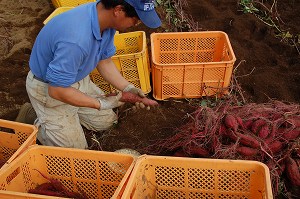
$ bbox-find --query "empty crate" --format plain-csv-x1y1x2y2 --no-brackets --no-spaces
122,155,273,199
0,145,135,199
151,31,236,100
90,31,151,94
0,119,38,171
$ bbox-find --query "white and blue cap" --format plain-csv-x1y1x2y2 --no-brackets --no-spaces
124,0,161,28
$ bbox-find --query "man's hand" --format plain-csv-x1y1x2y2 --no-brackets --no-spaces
97,92,124,110
123,84,148,109
123,84,145,98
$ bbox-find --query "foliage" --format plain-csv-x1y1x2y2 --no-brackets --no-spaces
239,0,259,13
155,0,199,32
238,0,300,54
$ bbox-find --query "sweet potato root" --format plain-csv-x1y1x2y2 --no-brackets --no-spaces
121,92,158,106
285,157,300,186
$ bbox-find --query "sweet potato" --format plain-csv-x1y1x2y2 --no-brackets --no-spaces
28,189,65,197
173,149,188,157
258,124,270,139
282,129,300,140
225,129,238,142
33,169,87,199
236,146,258,156
219,124,227,135
34,182,55,191
243,119,253,130
286,116,300,127
34,169,68,193
268,140,283,154
236,133,260,148
121,92,158,106
250,119,267,134
189,146,210,157
224,114,238,132
236,117,245,129
285,157,300,186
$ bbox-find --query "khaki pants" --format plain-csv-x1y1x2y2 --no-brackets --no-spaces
26,71,117,149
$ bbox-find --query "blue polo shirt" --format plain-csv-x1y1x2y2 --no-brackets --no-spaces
29,1,116,87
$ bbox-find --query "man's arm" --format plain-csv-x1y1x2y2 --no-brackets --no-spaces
97,57,152,109
48,86,100,109
96,58,130,91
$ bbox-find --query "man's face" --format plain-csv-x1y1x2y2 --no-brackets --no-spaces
114,8,141,31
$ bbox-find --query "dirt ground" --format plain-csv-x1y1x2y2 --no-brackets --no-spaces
0,0,299,145
0,0,299,143
0,0,299,198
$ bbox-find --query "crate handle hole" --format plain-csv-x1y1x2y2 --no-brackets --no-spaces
6,167,20,184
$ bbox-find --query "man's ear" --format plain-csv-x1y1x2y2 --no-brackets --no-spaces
113,5,124,17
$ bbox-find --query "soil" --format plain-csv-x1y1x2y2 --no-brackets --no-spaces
0,0,299,197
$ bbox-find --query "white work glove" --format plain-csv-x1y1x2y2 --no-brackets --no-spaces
123,84,145,98
123,84,148,110
97,92,124,110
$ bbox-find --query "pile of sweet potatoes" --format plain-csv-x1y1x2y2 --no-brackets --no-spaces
146,100,300,197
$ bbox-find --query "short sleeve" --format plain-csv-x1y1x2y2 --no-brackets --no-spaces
46,42,85,87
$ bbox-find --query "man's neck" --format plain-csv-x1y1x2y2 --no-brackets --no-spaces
96,3,112,33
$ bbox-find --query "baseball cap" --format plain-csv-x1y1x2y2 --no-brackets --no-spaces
124,0,161,28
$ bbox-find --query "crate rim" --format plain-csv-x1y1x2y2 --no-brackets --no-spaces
0,144,137,175
112,31,147,58
135,154,271,167
150,30,237,66
5,144,137,161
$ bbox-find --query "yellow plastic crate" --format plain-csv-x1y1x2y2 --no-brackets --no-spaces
90,31,151,94
0,119,37,171
122,155,273,199
151,31,236,100
43,7,74,24
51,0,95,8
0,145,135,199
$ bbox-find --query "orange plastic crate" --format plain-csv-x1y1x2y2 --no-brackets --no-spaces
151,31,236,100
122,155,273,199
0,119,38,171
0,145,135,199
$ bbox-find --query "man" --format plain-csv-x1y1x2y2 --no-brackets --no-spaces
25,0,161,149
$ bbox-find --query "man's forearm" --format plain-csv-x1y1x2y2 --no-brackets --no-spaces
48,85,100,109
97,58,130,91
